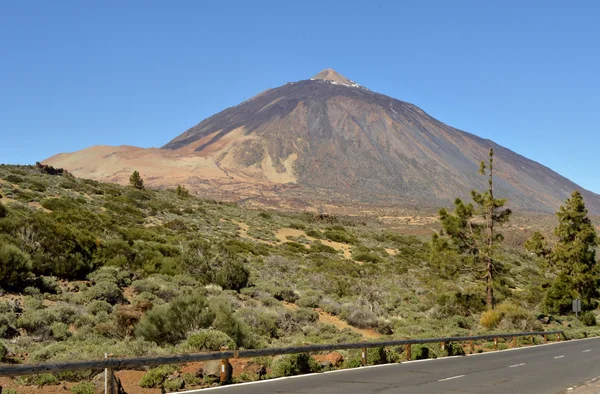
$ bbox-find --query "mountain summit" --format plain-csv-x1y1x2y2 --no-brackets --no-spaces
311,68,359,87
44,70,600,214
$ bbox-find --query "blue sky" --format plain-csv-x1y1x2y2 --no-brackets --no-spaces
1,0,599,193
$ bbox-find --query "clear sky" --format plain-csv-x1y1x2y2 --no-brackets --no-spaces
1,1,599,193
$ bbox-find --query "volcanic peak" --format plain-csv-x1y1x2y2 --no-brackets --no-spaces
311,68,361,88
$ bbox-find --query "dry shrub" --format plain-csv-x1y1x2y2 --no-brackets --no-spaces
480,310,502,329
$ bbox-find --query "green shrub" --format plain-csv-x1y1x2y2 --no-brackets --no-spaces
0,201,7,218
182,372,201,387
2,388,19,394
211,300,256,349
32,373,59,386
297,293,321,308
581,312,597,327
236,308,278,338
40,197,80,211
293,308,319,324
86,300,113,315
5,174,24,184
347,308,377,329
0,341,8,361
352,251,381,264
446,343,466,356
50,304,79,324
341,353,362,369
163,377,185,392
367,347,388,365
50,322,70,341
184,330,235,351
84,281,123,305
273,288,299,303
88,267,132,288
17,309,55,338
70,381,95,394
413,345,433,360
258,212,271,219
323,230,356,244
0,313,18,339
271,353,320,377
305,229,323,239
131,278,180,301
135,294,215,345
35,276,61,294
215,260,250,291
139,365,178,388
23,286,41,296
496,302,542,331
436,292,486,318
0,244,32,289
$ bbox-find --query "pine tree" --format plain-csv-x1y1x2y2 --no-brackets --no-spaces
524,231,550,258
176,184,190,197
433,148,511,309
545,191,598,311
129,170,144,190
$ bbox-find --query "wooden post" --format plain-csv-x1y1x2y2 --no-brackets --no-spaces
361,347,367,366
530,335,534,345
220,347,232,384
104,353,116,394
470,340,474,354
220,358,232,384
441,341,446,356
406,344,411,361
512,336,517,348
493,337,498,350
544,334,548,344
556,333,561,342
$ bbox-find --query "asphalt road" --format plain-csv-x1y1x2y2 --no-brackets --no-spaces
186,337,600,394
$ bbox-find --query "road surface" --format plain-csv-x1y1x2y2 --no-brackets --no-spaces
185,337,600,394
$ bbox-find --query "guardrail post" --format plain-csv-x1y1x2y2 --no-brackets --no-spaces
493,337,498,350
441,341,446,356
406,344,411,361
470,340,474,354
220,347,232,384
104,353,116,394
544,334,548,344
361,347,367,366
556,333,561,342
512,336,517,348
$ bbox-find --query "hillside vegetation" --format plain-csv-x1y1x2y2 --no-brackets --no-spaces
0,164,597,392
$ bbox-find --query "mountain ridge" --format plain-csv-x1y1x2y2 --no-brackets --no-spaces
44,69,600,214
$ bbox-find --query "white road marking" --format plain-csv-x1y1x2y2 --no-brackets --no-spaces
582,349,592,353
509,363,526,368
438,375,465,382
554,355,564,359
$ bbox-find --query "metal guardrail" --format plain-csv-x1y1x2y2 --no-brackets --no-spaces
0,330,565,392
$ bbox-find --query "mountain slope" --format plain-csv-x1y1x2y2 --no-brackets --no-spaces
44,69,600,214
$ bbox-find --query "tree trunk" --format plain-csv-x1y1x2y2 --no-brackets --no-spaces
486,258,494,309
487,150,495,309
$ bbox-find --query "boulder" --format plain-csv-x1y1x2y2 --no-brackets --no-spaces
92,372,127,394
203,360,222,378
314,351,344,367
242,362,267,379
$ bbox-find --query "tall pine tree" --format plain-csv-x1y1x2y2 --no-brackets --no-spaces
433,148,511,309
544,191,598,312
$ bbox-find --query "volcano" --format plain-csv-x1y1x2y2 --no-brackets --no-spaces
44,69,600,214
